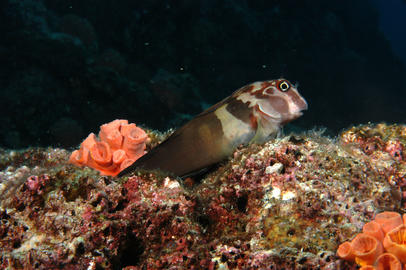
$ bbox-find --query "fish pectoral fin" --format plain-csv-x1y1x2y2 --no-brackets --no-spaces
180,160,224,180
249,118,279,144
180,167,210,179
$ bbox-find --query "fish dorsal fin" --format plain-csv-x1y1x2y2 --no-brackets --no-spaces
193,85,250,119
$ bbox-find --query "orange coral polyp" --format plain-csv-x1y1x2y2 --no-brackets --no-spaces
359,266,376,270
383,224,406,264
104,129,123,150
69,119,148,176
121,123,148,160
375,253,402,270
374,212,403,235
99,119,126,139
121,123,147,142
337,241,355,261
351,233,383,266
120,158,135,171
363,221,385,243
113,149,126,165
81,133,98,150
337,211,406,268
69,148,88,166
90,141,113,167
69,133,97,166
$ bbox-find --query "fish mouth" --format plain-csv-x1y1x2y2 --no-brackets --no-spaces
289,111,304,120
291,100,308,117
299,98,308,111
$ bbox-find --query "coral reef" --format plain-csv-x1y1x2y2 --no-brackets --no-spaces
69,119,148,176
337,211,406,269
340,124,406,207
0,123,405,269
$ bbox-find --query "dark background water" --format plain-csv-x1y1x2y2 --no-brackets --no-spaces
373,0,406,65
0,0,405,149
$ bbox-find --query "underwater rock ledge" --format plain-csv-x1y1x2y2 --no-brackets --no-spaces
0,123,405,269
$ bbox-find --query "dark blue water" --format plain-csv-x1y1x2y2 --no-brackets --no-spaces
0,0,405,149
373,0,406,65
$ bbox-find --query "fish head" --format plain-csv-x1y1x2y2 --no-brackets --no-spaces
236,79,308,126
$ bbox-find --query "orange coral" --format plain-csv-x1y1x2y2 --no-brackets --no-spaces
69,119,148,176
351,233,383,266
375,253,402,270
359,265,376,270
363,221,385,243
337,241,355,261
375,212,403,235
337,211,406,269
383,225,406,264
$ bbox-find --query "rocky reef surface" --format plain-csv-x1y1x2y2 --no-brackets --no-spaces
0,123,405,269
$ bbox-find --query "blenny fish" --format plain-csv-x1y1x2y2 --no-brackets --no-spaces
118,79,307,178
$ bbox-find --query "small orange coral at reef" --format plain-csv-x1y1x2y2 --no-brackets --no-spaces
337,211,406,269
69,119,148,176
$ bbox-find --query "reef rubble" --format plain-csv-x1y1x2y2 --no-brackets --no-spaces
0,123,405,269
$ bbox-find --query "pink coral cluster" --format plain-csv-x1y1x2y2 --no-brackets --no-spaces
69,119,148,176
337,211,406,269
26,174,51,195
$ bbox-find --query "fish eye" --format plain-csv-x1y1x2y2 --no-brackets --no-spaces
278,81,290,92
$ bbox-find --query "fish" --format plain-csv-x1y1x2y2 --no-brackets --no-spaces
118,78,307,178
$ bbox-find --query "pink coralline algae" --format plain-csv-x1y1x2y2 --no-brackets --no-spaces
340,124,406,207
0,123,405,269
69,119,148,176
26,174,50,194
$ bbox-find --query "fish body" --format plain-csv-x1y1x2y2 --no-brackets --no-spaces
118,79,307,178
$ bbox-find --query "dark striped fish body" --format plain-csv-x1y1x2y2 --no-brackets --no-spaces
118,79,307,178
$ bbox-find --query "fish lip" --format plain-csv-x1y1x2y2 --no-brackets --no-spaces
292,111,304,118
301,99,309,111
291,101,308,118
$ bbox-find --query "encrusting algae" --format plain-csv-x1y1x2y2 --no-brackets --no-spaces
0,123,405,269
